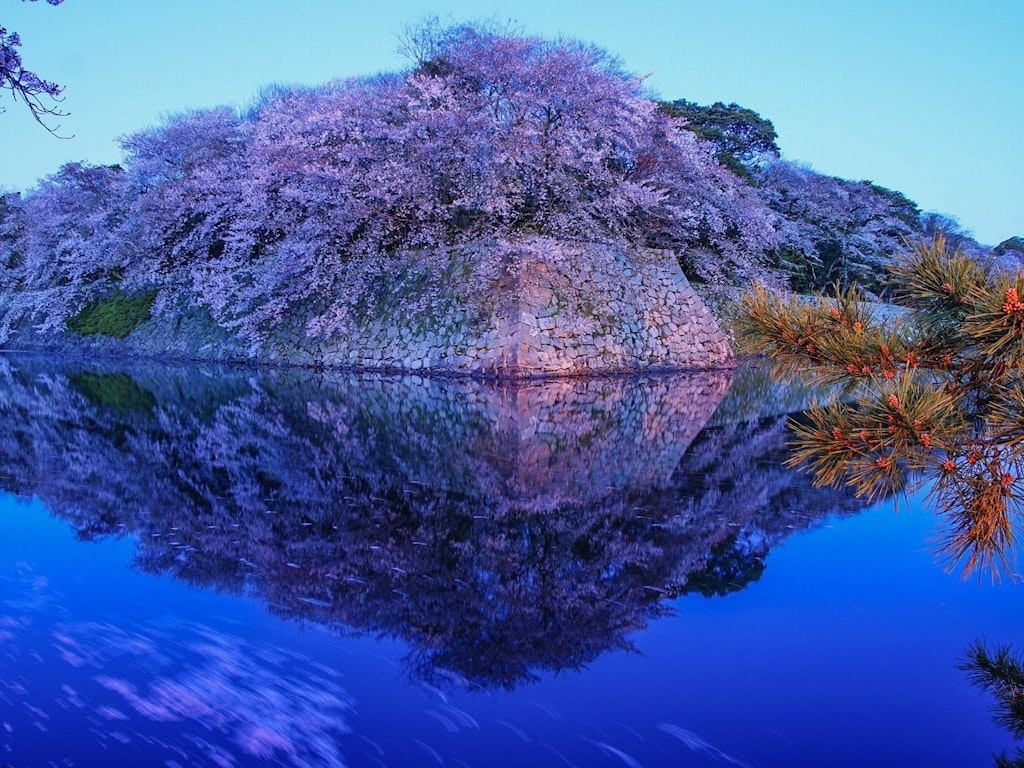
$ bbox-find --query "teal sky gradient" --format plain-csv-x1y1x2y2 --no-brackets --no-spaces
3,0,1021,245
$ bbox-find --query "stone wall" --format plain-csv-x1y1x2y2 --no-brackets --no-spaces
308,240,733,375
2,239,734,377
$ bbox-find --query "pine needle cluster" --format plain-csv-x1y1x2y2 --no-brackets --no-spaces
961,641,1024,765
735,235,1024,580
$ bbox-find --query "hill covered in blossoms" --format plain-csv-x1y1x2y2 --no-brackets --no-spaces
0,22,1016,371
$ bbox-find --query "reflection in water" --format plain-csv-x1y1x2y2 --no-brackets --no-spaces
0,355,868,689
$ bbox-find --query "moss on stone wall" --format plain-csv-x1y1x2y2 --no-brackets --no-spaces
67,290,158,339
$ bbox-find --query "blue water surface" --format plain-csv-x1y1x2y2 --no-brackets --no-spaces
3,487,1019,767
0,357,1019,767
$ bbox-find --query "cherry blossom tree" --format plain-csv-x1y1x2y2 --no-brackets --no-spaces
119,106,252,279
0,162,134,338
757,160,922,295
2,23,783,345
184,25,778,338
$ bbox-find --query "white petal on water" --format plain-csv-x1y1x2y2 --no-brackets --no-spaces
656,722,753,768
756,724,795,746
496,720,531,743
591,741,644,768
59,684,86,710
611,721,649,744
417,682,449,704
24,703,49,722
414,739,445,766
297,597,332,608
529,701,562,720
441,704,479,730
540,743,580,768
425,709,459,733
95,706,128,721
433,668,473,690
577,719,612,740
357,734,385,756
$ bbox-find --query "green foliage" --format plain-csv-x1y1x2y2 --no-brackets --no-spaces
66,289,157,339
961,640,1024,766
865,182,922,228
733,281,910,386
660,98,779,179
889,235,1024,374
995,237,1024,256
68,371,156,413
735,237,1024,579
789,380,964,501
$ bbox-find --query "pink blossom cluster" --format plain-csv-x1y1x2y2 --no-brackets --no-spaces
756,160,925,295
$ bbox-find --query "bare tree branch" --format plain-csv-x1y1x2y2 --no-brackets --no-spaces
1,0,70,136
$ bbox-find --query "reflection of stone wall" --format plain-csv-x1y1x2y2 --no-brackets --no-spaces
238,368,732,505
1,240,733,376
0,355,868,688
489,374,732,497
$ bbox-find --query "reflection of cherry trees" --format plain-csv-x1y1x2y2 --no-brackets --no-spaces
0,356,868,688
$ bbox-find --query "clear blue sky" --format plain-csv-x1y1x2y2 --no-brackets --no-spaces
3,0,1021,245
